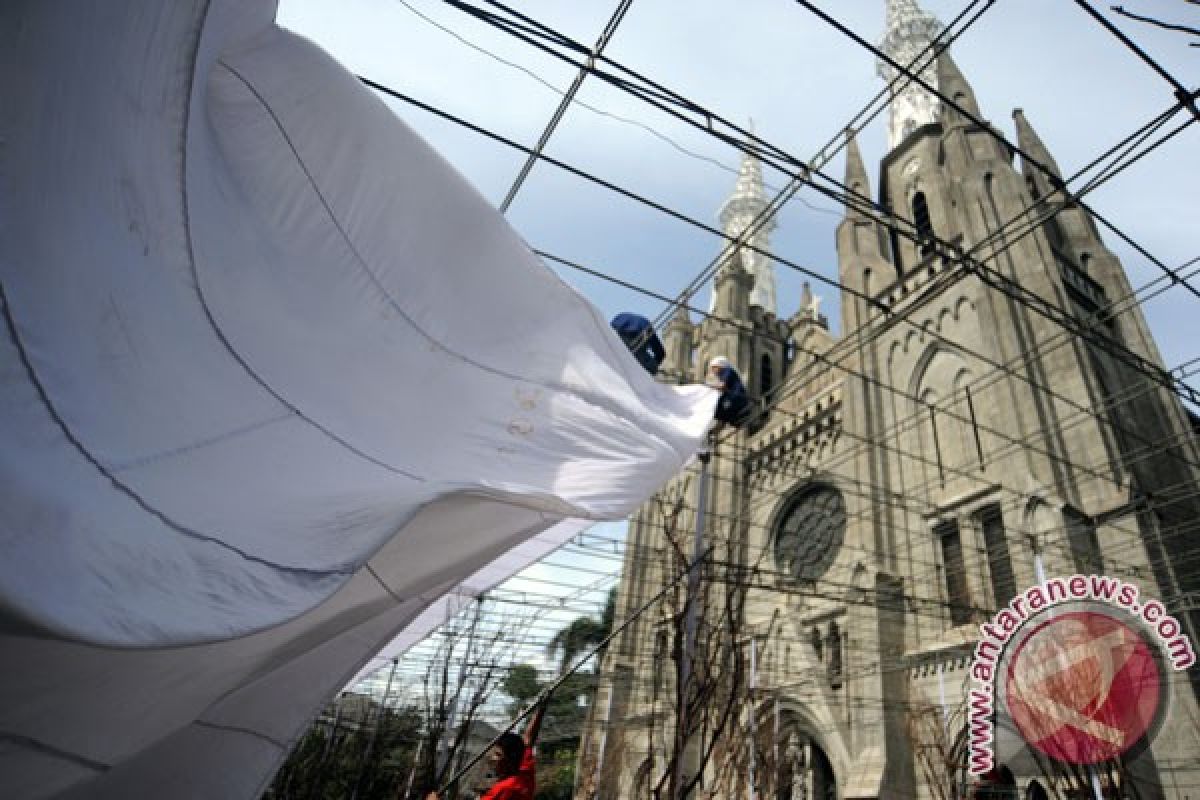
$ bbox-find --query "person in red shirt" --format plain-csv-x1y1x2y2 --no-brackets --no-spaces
426,699,546,800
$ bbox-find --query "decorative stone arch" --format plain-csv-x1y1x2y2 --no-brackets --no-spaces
770,699,851,800
908,341,971,401
844,560,875,605
952,367,972,394
954,295,975,323
1020,489,1066,579
908,342,978,479
937,306,953,333
1026,778,1049,800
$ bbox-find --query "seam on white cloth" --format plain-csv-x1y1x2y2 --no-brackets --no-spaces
105,410,294,472
194,719,287,750
173,61,422,483
364,562,406,606
213,57,687,455
0,731,111,772
0,284,353,580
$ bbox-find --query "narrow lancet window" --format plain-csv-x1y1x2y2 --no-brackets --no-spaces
913,191,934,256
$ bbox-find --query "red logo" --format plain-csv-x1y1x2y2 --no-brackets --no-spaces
1004,610,1162,765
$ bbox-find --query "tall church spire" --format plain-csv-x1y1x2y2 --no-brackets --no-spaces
877,0,944,149
843,128,871,216
717,140,777,315
837,127,889,299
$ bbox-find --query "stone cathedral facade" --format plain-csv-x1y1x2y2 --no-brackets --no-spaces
577,2,1200,798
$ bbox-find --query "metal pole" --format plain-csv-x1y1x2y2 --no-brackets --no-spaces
403,738,424,800
673,447,711,800
929,406,945,485
937,662,949,736
592,676,618,794
1033,542,1046,584
748,636,758,800
351,657,398,800
772,695,780,799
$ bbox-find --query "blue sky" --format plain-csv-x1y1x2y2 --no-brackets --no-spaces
282,0,1199,692
279,0,1198,392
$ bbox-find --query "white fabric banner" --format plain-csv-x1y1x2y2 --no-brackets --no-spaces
0,1,714,796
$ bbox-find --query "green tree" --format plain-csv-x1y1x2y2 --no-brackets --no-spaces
501,663,542,716
544,589,616,673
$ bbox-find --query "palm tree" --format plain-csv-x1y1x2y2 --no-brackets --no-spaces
544,589,617,673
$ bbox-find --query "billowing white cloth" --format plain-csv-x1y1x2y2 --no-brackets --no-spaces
0,1,715,796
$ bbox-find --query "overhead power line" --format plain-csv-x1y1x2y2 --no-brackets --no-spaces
330,4,1200,761
418,0,1200,439
1074,0,1200,116
498,0,634,212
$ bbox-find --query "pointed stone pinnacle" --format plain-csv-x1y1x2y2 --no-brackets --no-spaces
1013,108,1063,180
936,51,980,120
844,129,871,212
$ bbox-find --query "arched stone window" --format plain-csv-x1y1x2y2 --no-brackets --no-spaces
1026,175,1041,202
980,505,1016,610
1043,216,1065,249
911,346,975,484
760,353,774,398
826,620,843,690
912,191,934,256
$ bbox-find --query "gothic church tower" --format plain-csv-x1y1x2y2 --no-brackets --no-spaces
579,2,1200,797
